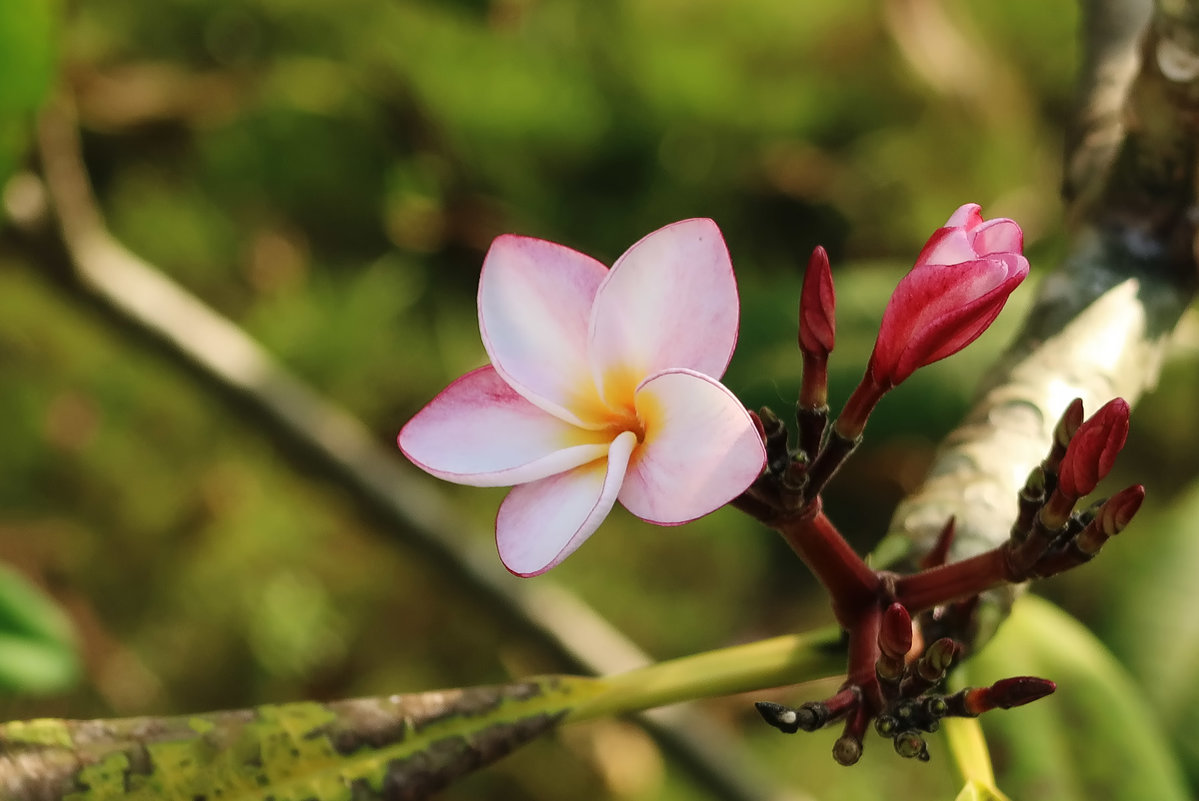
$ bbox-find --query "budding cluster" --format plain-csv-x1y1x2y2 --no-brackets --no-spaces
757,603,1054,765
1006,398,1141,581
739,206,1144,767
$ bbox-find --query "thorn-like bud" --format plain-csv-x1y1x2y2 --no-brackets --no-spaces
920,517,956,568
799,245,836,360
1058,398,1130,498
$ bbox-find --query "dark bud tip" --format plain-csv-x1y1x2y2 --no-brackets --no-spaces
833,735,863,766
990,676,1056,709
893,730,926,759
1054,398,1085,449
924,696,949,719
755,701,801,734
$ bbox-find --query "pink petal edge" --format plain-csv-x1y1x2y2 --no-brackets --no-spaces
399,366,612,488
619,369,766,524
496,430,638,576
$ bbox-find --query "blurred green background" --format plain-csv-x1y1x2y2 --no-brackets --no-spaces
1,0,1197,799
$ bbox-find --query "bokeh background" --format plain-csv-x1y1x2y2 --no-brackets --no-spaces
1,1,1197,799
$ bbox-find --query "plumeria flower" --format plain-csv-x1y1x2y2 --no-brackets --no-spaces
399,220,767,576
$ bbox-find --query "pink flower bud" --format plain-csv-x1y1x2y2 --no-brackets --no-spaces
867,204,1029,387
1058,398,1130,498
799,246,836,358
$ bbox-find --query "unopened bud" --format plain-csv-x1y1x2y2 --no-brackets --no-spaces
965,676,1056,715
1103,484,1145,533
1058,398,1130,498
799,245,836,359
878,603,913,661
918,638,961,680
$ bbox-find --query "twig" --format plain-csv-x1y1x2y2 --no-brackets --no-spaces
1,96,801,801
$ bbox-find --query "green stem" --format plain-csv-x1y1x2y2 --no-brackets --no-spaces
567,626,844,723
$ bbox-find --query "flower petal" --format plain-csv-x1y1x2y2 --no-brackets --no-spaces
478,234,610,426
496,430,638,576
399,366,611,487
943,203,982,229
871,252,1028,385
914,226,977,267
970,217,1023,255
620,369,766,524
588,219,740,407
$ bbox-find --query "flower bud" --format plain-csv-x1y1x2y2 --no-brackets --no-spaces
878,603,913,661
1058,398,1130,498
799,246,836,359
866,204,1029,387
1075,484,1145,555
966,676,1056,714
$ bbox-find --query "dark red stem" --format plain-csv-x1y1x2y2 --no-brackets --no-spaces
775,504,882,626
892,548,1015,614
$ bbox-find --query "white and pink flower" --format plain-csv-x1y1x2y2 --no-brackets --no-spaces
399,219,766,576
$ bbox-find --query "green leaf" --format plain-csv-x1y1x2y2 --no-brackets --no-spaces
0,563,79,693
1104,480,1199,783
0,0,57,190
961,595,1189,801
944,716,1010,800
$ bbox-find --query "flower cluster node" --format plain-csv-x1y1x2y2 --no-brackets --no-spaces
1001,398,1140,581
762,631,1055,763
